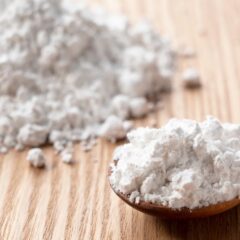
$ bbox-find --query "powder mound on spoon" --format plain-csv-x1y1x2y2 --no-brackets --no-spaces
109,117,240,209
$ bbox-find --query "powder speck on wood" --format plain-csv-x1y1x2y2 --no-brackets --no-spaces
109,117,240,209
27,148,46,168
182,68,201,88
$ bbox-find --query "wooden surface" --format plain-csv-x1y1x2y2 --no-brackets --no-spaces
0,0,240,239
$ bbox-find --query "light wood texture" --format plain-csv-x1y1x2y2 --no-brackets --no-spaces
0,0,240,239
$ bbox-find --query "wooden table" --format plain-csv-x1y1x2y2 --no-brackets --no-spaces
0,0,240,239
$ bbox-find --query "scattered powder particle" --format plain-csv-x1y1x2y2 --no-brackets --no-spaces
81,137,98,152
109,117,240,209
0,0,175,160
27,148,46,168
60,142,74,163
129,97,150,118
182,68,201,88
61,150,73,163
99,116,127,142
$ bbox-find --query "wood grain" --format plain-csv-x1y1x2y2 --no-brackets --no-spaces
0,0,240,239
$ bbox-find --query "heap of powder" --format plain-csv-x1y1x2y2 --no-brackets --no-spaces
109,117,240,209
182,67,201,88
0,0,175,162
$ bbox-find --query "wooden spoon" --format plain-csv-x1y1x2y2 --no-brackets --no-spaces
109,168,240,219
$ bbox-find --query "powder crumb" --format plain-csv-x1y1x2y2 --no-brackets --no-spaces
27,148,46,168
61,151,73,163
60,142,74,163
135,196,141,204
129,98,150,118
53,141,65,153
182,68,201,88
110,117,240,209
129,191,140,202
99,115,127,142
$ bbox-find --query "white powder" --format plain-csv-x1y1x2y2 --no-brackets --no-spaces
27,148,46,168
0,0,175,163
99,116,131,142
60,142,74,163
182,68,201,88
109,117,240,209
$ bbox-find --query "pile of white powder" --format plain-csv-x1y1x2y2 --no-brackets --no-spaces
110,117,240,209
0,0,175,163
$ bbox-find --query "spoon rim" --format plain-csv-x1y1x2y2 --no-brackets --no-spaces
112,185,240,212
108,166,240,218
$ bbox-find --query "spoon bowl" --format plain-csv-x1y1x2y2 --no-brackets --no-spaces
112,188,240,219
109,168,240,219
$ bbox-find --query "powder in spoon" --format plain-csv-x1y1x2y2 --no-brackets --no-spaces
109,117,240,209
